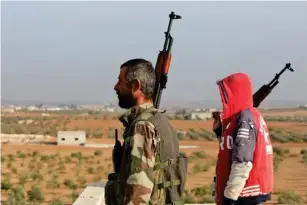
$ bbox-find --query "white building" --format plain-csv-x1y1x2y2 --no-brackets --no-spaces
187,111,212,120
46,107,63,111
57,131,86,146
1,108,15,113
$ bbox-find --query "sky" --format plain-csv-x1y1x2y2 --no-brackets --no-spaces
1,1,307,107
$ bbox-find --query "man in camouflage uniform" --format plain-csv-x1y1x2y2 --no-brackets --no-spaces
105,58,187,205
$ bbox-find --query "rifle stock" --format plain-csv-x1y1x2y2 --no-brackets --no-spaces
153,11,182,109
252,85,272,108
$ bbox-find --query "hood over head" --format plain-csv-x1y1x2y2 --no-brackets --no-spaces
217,72,253,121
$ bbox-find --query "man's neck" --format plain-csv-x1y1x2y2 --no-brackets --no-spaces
135,97,153,107
131,102,154,115
118,101,154,127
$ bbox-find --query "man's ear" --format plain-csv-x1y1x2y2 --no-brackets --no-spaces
131,79,141,92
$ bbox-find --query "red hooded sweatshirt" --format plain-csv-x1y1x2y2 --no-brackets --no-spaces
215,73,273,205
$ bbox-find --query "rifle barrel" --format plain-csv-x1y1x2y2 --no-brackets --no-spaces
267,63,294,88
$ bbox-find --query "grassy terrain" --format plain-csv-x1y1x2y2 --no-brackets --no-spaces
1,110,307,204
1,111,307,143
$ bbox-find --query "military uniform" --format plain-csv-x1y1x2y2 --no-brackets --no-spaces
105,103,188,205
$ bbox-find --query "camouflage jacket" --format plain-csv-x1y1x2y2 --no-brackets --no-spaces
118,102,164,205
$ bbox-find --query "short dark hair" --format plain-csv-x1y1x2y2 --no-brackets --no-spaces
121,58,156,99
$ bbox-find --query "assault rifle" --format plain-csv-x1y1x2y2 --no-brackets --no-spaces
212,63,295,120
253,63,294,107
153,11,182,109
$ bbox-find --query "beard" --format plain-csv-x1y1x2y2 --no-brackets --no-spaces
117,92,137,109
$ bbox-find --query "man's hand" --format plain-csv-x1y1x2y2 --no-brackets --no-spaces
224,197,236,205
212,111,222,137
212,111,221,130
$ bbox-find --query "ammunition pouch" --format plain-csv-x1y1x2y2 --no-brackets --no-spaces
105,173,124,205
150,152,188,204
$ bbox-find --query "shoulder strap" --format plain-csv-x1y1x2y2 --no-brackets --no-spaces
127,107,158,133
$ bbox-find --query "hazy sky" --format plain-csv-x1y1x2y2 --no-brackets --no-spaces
1,1,307,106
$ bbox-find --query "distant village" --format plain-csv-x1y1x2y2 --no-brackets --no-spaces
1,104,117,113
1,104,219,120
2,103,307,121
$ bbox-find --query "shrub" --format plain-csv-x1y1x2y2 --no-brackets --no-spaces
64,179,77,190
94,150,103,156
186,128,200,140
190,185,215,203
6,186,26,205
301,148,307,155
11,167,17,174
50,199,65,205
1,180,12,190
108,127,115,138
88,167,95,174
46,176,60,190
8,154,15,162
27,186,44,204
272,146,289,172
92,128,103,138
278,191,303,204
16,151,26,158
71,191,79,202
32,151,40,157
71,152,83,160
189,155,197,162
192,151,207,159
64,156,72,163
40,155,51,162
302,151,307,165
177,131,186,140
30,171,43,182
273,147,289,157
192,164,210,173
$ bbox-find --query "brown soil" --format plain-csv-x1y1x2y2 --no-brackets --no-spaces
2,141,307,205
1,111,307,204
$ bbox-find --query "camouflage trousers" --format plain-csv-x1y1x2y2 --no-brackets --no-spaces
105,173,124,205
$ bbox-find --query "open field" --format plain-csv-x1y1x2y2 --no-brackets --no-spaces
2,110,307,204
2,141,307,205
262,109,307,117
2,110,307,143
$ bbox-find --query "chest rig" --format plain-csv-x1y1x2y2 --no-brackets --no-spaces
119,107,188,205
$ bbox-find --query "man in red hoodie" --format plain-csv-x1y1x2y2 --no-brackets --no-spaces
213,72,274,205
